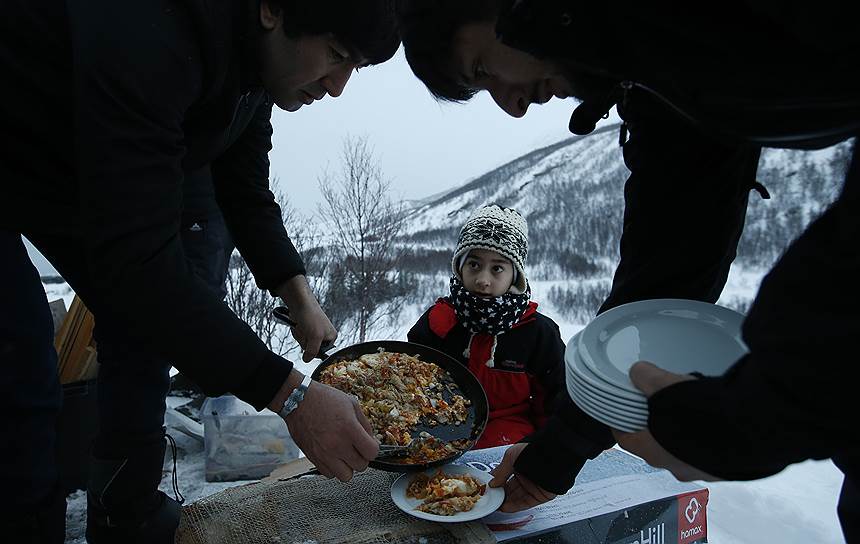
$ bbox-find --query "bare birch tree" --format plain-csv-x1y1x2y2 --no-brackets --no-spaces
318,136,410,342
224,186,329,356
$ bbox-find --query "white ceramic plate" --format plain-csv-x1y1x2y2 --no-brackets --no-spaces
578,299,748,393
567,387,645,433
566,368,649,421
567,382,646,427
566,334,650,404
390,464,505,522
568,386,648,427
566,366,649,413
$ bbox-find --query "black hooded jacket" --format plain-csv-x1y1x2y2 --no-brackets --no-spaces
499,0,860,149
496,0,860,518
0,0,303,409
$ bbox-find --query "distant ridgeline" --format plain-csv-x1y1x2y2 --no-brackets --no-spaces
403,126,852,279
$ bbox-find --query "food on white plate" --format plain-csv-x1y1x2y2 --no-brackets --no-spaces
405,469,486,516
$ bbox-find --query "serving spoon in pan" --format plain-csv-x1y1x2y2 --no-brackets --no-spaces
376,439,415,459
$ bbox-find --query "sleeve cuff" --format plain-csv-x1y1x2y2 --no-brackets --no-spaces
264,265,308,297
648,374,784,481
231,350,294,411
514,435,586,495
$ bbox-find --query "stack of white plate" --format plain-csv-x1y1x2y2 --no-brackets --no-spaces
565,298,749,433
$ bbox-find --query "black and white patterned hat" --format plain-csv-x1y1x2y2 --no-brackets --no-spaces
452,204,529,293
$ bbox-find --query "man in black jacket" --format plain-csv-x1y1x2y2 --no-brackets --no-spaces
397,0,860,540
0,0,398,542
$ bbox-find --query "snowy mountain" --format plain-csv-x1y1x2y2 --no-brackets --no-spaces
405,124,851,271
401,124,853,321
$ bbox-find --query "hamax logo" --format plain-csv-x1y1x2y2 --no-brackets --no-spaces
685,497,701,524
678,491,707,544
681,525,704,540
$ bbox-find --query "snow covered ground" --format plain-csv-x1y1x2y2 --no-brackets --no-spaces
703,460,845,543
53,262,848,543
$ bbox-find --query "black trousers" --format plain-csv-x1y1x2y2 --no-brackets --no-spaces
833,143,860,543
0,232,64,511
0,211,233,511
836,457,859,544
94,214,233,451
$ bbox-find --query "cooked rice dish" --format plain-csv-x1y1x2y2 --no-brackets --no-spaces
406,470,486,515
319,350,470,452
395,434,472,465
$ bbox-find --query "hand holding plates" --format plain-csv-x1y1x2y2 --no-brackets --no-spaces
566,299,748,432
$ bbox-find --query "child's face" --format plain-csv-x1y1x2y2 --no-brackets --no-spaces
461,249,514,298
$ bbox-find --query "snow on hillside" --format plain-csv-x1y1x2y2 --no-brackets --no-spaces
403,126,850,275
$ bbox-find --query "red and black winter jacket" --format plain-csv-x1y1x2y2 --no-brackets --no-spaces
408,298,567,449
411,297,614,494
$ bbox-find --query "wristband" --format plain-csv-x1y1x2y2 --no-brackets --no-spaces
278,374,312,418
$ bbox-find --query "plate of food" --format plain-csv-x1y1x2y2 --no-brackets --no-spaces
311,341,489,471
390,464,504,522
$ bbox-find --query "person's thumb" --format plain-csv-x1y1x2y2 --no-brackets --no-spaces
489,449,516,488
629,361,694,397
302,337,321,363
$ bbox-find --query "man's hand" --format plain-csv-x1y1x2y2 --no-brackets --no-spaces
488,443,557,512
271,371,378,482
613,361,719,482
275,275,337,362
628,360,695,396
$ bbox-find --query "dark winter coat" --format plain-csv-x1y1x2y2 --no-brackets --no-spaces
409,298,589,493
497,0,860,538
499,0,860,149
0,0,302,410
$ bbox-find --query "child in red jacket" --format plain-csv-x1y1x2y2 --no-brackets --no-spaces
408,204,567,448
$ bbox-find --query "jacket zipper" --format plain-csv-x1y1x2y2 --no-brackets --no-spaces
616,79,701,146
621,80,701,128
617,80,860,147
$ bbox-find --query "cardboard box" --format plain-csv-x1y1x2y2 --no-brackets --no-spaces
459,446,708,544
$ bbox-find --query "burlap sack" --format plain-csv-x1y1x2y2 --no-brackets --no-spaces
176,469,495,544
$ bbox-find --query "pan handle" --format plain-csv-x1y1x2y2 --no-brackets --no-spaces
271,306,336,359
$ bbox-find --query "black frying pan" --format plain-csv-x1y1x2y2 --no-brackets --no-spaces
310,340,489,472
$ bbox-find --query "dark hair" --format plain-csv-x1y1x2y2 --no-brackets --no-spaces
270,0,400,65
397,0,504,102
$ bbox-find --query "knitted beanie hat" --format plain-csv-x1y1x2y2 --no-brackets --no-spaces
451,204,529,293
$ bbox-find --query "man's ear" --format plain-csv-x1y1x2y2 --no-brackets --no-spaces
259,0,281,31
